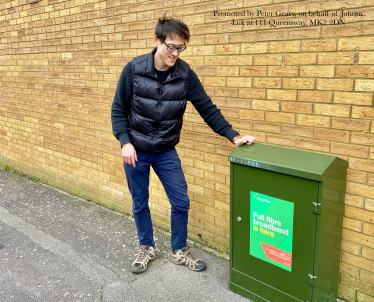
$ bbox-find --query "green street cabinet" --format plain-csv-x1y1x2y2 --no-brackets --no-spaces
228,143,348,302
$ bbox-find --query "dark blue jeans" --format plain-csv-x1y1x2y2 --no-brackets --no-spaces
124,147,189,250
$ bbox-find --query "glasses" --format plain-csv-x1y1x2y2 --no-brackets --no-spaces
158,36,187,53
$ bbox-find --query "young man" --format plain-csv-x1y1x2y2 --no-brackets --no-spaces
111,17,255,274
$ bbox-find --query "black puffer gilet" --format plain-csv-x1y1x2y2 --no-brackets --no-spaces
129,48,190,153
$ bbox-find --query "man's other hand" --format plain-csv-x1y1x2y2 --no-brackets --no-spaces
122,143,138,168
234,135,256,147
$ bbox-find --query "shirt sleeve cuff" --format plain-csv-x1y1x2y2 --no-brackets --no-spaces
119,133,131,148
226,129,239,142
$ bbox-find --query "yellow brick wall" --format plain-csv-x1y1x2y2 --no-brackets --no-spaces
0,0,374,300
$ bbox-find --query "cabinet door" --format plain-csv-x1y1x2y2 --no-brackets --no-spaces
232,164,318,302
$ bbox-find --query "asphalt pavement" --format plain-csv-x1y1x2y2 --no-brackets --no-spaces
0,170,250,302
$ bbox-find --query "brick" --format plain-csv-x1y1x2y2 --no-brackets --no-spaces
369,177,374,187
314,104,350,117
230,119,253,131
227,77,252,88
193,66,215,76
358,52,374,65
251,100,279,111
285,53,317,65
253,78,281,89
194,142,215,153
334,92,373,106
288,0,324,13
300,66,335,78
322,24,360,38
324,0,364,9
338,284,356,302
337,66,374,79
297,114,330,128
204,134,226,146
364,223,374,236
215,88,238,98
194,1,216,13
244,0,271,6
296,138,330,152
258,30,286,41
204,56,227,65
363,18,374,32
343,217,362,232
347,182,374,199
341,239,361,255
282,125,313,137
253,121,280,133
217,22,244,33
194,124,215,135
353,106,374,119
240,66,266,77
302,39,337,52
218,0,243,9
229,32,256,43
350,158,374,173
332,118,370,132
318,52,355,65
215,217,229,230
241,42,268,54
238,110,265,121
204,33,228,45
316,79,353,91
185,131,204,142
239,88,265,99
203,76,225,87
314,128,349,142
194,194,214,207
216,67,239,76
360,271,374,288
346,194,365,208
257,3,288,14
269,41,300,53
268,66,298,77
347,169,367,184
356,80,374,92
194,24,217,35
204,171,226,184
267,89,297,101
298,90,332,103
227,55,252,65
283,78,315,90
266,134,295,147
205,153,227,166
331,143,368,158
216,44,240,55
341,274,374,299
193,45,215,56
266,112,295,124
206,205,226,220
363,246,374,261
253,54,282,66
288,28,320,40
339,37,374,51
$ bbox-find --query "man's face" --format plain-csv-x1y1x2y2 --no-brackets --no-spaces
154,34,186,71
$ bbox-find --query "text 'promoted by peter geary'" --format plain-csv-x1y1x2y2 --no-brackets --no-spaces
213,9,366,27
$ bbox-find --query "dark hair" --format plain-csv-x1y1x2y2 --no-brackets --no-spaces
155,15,190,43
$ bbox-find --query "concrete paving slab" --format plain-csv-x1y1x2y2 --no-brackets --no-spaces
0,170,250,302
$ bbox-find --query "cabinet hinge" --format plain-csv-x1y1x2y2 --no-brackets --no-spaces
312,202,321,215
308,274,317,287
